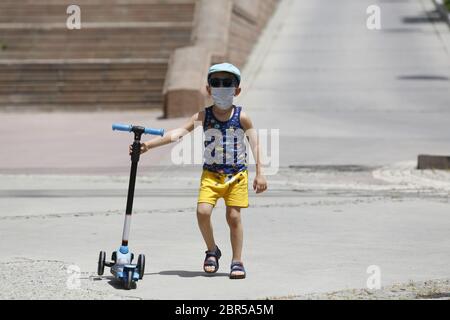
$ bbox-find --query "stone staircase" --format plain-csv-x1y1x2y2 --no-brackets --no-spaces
0,0,196,110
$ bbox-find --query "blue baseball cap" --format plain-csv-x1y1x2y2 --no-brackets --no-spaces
208,63,241,84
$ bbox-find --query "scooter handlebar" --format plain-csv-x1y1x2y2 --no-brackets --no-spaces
144,127,165,137
112,123,132,132
112,123,164,137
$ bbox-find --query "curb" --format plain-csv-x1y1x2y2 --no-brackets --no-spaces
433,0,450,26
418,155,450,170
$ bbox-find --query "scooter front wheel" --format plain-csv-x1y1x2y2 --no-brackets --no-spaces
124,269,134,290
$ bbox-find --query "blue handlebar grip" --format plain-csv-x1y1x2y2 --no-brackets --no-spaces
112,123,132,132
144,128,165,137
112,123,164,137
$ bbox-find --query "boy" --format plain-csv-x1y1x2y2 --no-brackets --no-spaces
130,63,267,279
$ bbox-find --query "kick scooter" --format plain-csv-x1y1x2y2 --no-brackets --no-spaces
97,123,164,289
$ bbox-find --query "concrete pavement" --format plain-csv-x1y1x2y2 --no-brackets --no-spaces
0,164,449,299
0,0,450,299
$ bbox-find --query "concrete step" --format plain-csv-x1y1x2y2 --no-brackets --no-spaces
0,25,192,59
0,52,177,60
0,60,169,77
0,59,167,109
0,92,164,105
0,0,197,110
0,1,196,23
0,80,165,93
0,27,192,42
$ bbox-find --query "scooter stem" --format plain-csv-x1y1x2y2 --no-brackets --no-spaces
122,129,144,247
112,124,164,252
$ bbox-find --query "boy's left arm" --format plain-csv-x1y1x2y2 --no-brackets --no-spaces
240,111,268,194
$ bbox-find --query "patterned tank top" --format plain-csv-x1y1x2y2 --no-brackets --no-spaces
203,105,248,175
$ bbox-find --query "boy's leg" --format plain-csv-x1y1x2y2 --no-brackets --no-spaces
226,206,245,277
197,202,218,272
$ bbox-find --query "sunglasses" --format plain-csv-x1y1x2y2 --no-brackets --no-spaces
208,78,238,88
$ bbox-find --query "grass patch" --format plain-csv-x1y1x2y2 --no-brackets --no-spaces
445,0,450,11
0,41,6,51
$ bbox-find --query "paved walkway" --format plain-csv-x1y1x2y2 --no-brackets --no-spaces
240,0,450,166
0,0,449,299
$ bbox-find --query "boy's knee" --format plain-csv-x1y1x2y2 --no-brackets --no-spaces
197,205,213,218
226,212,241,227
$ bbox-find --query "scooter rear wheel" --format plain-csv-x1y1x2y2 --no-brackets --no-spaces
137,254,145,280
97,251,106,276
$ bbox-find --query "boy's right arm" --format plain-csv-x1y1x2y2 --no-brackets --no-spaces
129,111,205,155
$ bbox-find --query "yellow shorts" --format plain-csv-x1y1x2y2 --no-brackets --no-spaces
198,169,249,208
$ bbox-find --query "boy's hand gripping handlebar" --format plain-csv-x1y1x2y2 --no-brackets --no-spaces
112,123,164,163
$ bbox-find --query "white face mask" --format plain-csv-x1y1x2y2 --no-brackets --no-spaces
211,87,235,110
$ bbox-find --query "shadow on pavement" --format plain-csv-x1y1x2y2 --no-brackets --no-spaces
90,275,138,290
402,10,443,24
107,278,137,290
147,270,229,278
397,75,449,81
